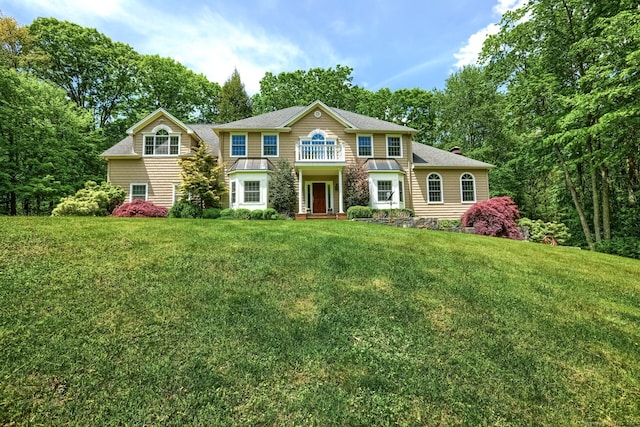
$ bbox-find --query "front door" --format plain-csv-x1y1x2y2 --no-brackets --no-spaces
312,183,326,213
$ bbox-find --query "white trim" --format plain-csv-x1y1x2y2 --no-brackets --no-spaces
368,172,405,209
142,128,181,157
261,133,279,157
126,108,193,135
307,128,328,138
305,180,334,214
460,172,477,203
130,183,148,202
356,134,374,158
230,132,248,158
386,134,403,158
228,172,269,210
427,172,444,204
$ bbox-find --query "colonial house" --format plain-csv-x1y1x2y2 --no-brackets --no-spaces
101,101,492,219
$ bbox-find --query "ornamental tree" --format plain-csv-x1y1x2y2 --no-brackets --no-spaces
268,158,296,217
178,143,226,209
344,161,370,209
462,196,523,239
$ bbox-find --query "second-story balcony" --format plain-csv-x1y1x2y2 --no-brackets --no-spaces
295,143,346,163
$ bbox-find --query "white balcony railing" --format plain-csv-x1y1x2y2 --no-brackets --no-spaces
295,143,346,162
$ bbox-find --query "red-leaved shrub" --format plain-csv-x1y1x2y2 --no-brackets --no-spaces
461,196,523,239
112,200,168,217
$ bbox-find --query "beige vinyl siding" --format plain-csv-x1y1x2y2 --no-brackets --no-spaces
107,158,182,208
410,169,490,219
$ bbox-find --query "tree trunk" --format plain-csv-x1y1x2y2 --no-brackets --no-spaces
555,145,594,250
601,167,611,240
9,191,17,216
588,140,601,242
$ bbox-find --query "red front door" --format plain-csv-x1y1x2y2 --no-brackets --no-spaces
312,183,326,213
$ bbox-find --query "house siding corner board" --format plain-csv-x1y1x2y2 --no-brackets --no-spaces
108,158,181,208
411,169,490,219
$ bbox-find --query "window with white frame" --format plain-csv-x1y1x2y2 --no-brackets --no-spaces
427,173,443,203
461,173,476,203
244,181,260,203
231,134,247,157
357,135,372,157
262,134,278,157
386,135,402,157
399,179,404,203
377,180,393,203
231,181,236,204
144,129,179,156
130,183,147,201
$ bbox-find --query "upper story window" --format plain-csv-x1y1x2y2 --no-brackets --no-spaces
386,135,402,158
231,133,247,157
427,173,443,203
357,135,372,157
144,127,179,156
461,173,476,203
301,129,336,146
262,134,278,157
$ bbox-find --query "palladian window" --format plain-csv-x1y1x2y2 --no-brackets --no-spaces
144,129,179,156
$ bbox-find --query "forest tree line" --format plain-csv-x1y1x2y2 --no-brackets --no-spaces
1,0,639,252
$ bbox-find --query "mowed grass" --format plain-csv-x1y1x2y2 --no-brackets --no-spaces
1,217,639,426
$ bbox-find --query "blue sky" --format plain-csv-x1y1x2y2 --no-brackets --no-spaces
1,0,526,94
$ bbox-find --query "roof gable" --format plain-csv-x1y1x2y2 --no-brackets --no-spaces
126,108,193,135
283,100,356,129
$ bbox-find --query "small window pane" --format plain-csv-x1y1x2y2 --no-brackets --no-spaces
231,182,236,204
399,179,404,202
244,181,260,203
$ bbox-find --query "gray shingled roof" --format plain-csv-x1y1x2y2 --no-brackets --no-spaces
213,102,416,133
228,158,274,172
365,159,405,172
100,124,218,157
412,142,494,168
214,106,305,129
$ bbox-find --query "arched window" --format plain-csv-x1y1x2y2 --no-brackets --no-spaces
144,127,179,156
460,173,476,203
427,173,443,203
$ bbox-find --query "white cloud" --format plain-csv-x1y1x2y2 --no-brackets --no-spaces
7,0,340,94
453,0,528,69
453,23,500,68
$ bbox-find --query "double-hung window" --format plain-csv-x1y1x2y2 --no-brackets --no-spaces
377,180,393,203
231,182,237,204
231,134,247,157
244,181,260,203
130,183,147,201
357,135,372,157
386,136,402,158
262,134,278,157
144,129,179,156
461,173,476,203
428,173,443,203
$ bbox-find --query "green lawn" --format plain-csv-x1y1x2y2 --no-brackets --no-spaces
1,217,639,425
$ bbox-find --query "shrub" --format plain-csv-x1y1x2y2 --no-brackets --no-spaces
345,161,370,209
263,208,278,220
202,208,221,219
347,206,373,219
233,208,251,220
268,159,297,216
220,208,235,218
168,201,203,219
595,237,640,260
438,219,461,229
250,210,264,220
519,218,571,245
371,208,415,219
112,200,168,217
462,196,523,239
52,181,125,216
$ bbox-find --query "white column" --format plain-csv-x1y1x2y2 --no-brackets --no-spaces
298,169,304,214
338,168,344,213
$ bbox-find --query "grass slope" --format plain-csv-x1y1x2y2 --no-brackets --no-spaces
1,217,639,425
